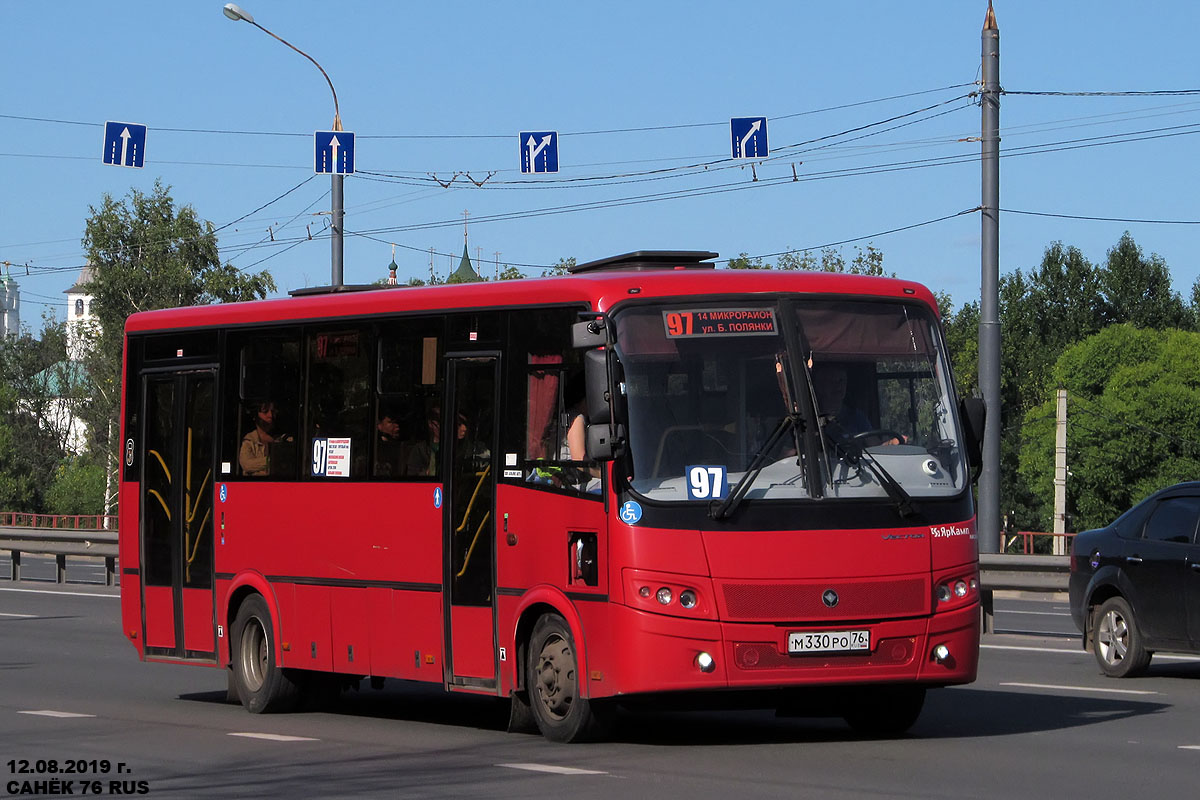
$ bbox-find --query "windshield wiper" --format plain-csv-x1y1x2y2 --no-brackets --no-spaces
825,424,917,518
709,413,802,520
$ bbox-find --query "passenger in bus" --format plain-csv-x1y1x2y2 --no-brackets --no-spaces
453,412,490,470
374,407,405,477
239,400,293,477
406,406,441,476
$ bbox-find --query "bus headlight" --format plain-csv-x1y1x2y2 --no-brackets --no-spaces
656,587,673,605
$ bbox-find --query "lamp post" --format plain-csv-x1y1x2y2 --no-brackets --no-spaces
222,3,344,287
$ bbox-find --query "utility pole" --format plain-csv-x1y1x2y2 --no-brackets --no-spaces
1053,388,1068,555
978,0,1002,555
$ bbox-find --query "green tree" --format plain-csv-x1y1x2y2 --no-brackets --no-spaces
45,458,106,515
1019,326,1200,531
81,180,276,512
541,257,576,277
0,316,83,511
1099,231,1189,330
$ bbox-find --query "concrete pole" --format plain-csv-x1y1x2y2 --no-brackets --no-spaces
1053,388,1068,555
978,1,1002,554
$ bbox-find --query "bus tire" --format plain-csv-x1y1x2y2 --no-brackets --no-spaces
231,594,300,713
527,613,614,742
842,686,926,737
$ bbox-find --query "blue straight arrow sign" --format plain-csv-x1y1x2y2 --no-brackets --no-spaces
315,130,355,174
102,121,147,168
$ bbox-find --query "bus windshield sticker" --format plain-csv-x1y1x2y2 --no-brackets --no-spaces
620,500,643,524
685,465,728,500
312,437,352,477
663,308,777,338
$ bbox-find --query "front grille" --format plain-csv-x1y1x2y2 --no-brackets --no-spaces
733,637,916,670
721,577,927,621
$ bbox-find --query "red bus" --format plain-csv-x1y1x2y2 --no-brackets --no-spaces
118,250,983,742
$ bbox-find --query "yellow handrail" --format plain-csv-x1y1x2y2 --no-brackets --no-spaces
456,511,492,579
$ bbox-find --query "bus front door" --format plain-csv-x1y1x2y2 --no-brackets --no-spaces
443,356,498,688
139,371,218,661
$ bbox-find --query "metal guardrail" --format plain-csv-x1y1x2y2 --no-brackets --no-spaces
0,525,118,586
979,553,1070,634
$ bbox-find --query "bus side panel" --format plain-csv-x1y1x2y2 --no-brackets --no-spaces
495,485,608,694
119,485,142,655
390,588,445,680
331,587,369,674
287,584,332,672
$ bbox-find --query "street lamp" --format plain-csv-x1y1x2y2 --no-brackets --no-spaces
222,3,345,287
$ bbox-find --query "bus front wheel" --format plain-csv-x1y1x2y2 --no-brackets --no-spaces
231,595,300,713
527,613,614,742
842,686,926,736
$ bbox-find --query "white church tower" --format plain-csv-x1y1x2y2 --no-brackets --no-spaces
65,264,97,360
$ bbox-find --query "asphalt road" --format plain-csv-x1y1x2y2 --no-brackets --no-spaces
1,580,1198,799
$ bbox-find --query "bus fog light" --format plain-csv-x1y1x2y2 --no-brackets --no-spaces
936,585,951,602
932,643,951,663
696,652,715,673
656,587,673,605
639,586,651,598
679,590,697,609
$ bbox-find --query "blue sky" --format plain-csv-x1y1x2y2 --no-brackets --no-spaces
3,1,1197,325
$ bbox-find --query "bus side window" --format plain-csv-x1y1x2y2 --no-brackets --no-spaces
375,319,443,480
232,333,301,480
306,328,372,479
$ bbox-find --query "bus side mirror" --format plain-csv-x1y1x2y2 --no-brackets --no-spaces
571,319,606,349
959,396,985,480
584,348,611,425
586,423,626,461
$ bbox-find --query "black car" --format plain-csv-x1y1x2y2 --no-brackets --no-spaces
1070,482,1200,677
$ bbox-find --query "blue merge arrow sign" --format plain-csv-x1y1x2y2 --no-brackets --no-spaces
730,117,768,159
315,130,355,174
519,131,558,174
102,121,147,168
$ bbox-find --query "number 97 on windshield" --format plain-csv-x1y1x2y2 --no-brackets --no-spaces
686,465,728,500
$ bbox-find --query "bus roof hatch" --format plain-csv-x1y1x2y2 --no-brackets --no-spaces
569,250,719,274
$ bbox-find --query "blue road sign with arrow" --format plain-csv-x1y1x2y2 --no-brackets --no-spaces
315,130,355,174
102,121,147,168
730,116,768,159
519,131,558,174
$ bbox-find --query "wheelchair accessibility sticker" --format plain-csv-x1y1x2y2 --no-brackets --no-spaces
620,501,643,524
219,484,227,503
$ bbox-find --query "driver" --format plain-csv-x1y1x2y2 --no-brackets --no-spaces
812,364,871,434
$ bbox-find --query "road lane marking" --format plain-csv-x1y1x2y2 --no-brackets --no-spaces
0,612,36,618
1000,682,1157,696
498,763,608,776
0,587,119,598
19,710,97,718
982,644,1084,655
228,732,319,742
1180,746,1200,751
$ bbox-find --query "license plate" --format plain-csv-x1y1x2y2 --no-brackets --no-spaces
787,629,870,654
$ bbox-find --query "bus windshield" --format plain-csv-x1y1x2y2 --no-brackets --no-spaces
614,298,967,503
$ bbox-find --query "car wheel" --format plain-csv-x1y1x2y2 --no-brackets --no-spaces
1093,596,1151,678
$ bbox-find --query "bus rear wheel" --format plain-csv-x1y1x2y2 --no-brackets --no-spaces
527,613,613,742
842,686,926,737
231,595,300,713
